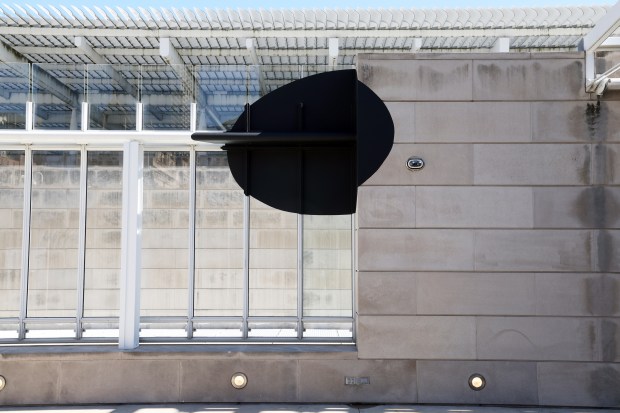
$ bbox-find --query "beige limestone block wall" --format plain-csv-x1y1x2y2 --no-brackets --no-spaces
356,52,620,407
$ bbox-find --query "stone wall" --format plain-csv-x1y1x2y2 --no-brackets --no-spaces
356,52,620,406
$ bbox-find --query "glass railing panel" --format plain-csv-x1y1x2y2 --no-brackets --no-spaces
141,64,192,131
0,63,29,129
194,65,248,131
87,64,138,130
253,64,303,100
33,64,85,130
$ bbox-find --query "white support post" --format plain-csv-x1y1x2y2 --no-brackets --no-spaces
411,38,423,52
119,141,143,350
25,101,34,131
136,102,143,132
81,102,89,132
491,37,510,53
190,102,197,132
328,37,339,67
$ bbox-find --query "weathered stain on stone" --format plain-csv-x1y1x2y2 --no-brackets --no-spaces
360,63,373,84
606,145,617,184
601,319,618,361
582,101,608,142
577,144,591,185
573,186,619,229
588,366,620,405
477,63,501,79
597,230,614,273
586,274,620,316
417,64,469,92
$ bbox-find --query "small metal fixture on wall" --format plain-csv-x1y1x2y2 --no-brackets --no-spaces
407,157,425,170
0,375,6,392
192,69,394,215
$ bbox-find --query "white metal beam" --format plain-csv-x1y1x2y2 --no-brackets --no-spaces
75,36,137,98
246,38,266,96
597,36,620,51
0,40,76,105
159,37,204,105
0,26,591,39
328,37,339,67
411,38,423,52
582,0,620,51
245,38,259,65
491,37,511,52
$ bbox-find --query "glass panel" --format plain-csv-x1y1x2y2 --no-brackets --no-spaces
256,64,302,98
139,321,188,338
195,65,248,131
84,151,123,318
303,215,353,317
249,199,297,317
33,64,85,130
0,151,24,318
193,320,242,338
248,321,297,338
141,151,190,318
0,322,19,340
82,321,119,339
141,64,192,131
24,322,75,339
194,152,244,317
0,63,29,129
28,151,80,318
87,64,138,130
303,321,353,339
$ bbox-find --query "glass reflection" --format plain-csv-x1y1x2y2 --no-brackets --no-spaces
0,63,29,129
249,198,297,318
0,151,24,319
84,151,123,318
303,215,352,317
194,152,244,317
141,151,190,317
28,151,81,318
33,64,85,130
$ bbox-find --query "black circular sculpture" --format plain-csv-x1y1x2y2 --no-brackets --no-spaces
191,69,394,215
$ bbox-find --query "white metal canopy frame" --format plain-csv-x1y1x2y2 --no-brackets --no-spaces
0,4,611,69
581,1,620,95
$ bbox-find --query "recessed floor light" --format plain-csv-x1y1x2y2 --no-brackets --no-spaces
468,373,486,391
231,372,247,389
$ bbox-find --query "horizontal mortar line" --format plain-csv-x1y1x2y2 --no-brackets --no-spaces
358,314,620,318
383,98,597,103
392,141,616,144
363,185,615,187
397,141,620,144
359,227,619,230
357,269,620,276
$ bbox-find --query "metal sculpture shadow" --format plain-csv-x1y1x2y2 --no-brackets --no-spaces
191,69,393,215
